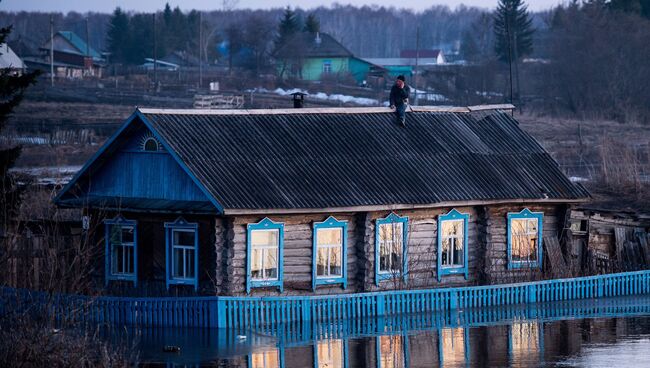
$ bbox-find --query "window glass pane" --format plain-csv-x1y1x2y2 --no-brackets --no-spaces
143,138,158,151
511,219,527,261
125,245,134,274
511,218,539,262
331,246,342,276
173,248,183,278
453,236,463,266
528,238,538,261
379,222,403,242
109,225,121,245
318,228,342,246
528,219,538,234
441,220,463,237
511,219,526,236
251,229,279,247
441,238,451,266
317,247,328,276
251,248,262,279
174,230,195,246
121,226,134,243
379,222,403,273
185,249,195,278
112,243,122,274
264,248,278,279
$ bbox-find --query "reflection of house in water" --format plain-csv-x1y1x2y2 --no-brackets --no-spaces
315,339,345,368
249,348,282,368
509,321,542,365
439,327,468,366
377,335,406,368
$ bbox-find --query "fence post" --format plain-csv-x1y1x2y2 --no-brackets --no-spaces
376,294,385,317
527,284,537,304
301,299,311,323
449,291,458,310
217,299,227,328
597,278,604,298
208,299,218,328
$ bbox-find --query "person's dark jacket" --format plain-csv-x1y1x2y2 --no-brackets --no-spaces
389,84,410,106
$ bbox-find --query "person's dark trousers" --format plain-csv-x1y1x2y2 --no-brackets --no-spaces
395,104,407,126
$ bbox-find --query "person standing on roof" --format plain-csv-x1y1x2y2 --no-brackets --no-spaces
389,75,410,127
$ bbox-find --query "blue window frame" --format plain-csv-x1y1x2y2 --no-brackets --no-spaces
247,218,284,294
507,208,544,269
323,60,332,74
312,216,348,291
375,213,409,285
165,217,199,290
437,209,469,281
104,216,137,286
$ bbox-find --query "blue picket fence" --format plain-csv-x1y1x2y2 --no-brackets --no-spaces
2,270,649,330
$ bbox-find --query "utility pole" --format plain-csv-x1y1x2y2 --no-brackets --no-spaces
50,14,54,87
85,17,90,75
505,10,514,108
153,13,157,90
199,11,203,90
413,26,420,106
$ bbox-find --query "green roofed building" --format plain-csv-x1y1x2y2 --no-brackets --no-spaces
274,32,385,84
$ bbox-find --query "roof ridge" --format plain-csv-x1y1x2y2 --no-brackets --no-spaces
139,104,515,116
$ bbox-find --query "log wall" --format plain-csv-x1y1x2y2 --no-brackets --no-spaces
219,204,567,296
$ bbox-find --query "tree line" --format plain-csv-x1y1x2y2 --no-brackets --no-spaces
443,0,650,122
1,1,650,122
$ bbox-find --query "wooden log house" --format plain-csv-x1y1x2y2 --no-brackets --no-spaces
54,105,590,296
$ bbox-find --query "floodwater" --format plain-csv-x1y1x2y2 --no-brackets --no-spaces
104,295,650,367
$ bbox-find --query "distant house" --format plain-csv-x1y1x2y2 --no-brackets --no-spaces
55,105,589,296
364,49,446,78
141,58,179,72
400,49,446,64
275,32,385,84
24,31,104,79
0,43,26,74
161,51,201,68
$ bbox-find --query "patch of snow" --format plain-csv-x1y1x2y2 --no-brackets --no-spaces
569,176,589,182
251,87,380,106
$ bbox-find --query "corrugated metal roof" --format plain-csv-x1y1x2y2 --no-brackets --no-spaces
274,33,353,58
56,31,102,59
139,107,590,211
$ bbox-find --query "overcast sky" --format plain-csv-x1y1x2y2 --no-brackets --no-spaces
1,0,564,13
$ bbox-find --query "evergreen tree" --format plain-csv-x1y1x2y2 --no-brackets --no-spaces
608,0,650,18
460,30,480,62
304,13,320,33
276,7,301,47
0,26,40,231
494,0,534,63
106,7,130,64
128,13,155,64
493,0,534,103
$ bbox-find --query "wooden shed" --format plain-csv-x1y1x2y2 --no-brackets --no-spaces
55,105,590,296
